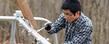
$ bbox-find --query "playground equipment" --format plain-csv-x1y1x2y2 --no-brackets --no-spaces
0,10,58,44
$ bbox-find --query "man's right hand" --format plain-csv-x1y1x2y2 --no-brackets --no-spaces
44,23,52,31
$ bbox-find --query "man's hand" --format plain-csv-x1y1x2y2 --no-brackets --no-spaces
44,23,52,31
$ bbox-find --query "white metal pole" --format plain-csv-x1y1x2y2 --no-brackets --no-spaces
10,13,17,44
15,11,51,44
17,17,51,44
10,20,16,44
0,16,16,21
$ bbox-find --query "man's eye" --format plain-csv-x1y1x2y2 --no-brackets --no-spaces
65,14,72,16
65,13,69,15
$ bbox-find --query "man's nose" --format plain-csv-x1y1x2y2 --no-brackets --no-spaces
64,16,69,20
64,15,69,18
64,16,67,19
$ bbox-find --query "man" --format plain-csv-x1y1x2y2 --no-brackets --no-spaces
45,0,93,44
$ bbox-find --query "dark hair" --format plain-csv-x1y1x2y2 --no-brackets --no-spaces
61,0,81,15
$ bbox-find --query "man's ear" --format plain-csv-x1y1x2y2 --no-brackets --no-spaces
76,11,80,16
74,11,80,18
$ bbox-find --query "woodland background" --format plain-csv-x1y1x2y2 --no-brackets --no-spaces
0,0,109,44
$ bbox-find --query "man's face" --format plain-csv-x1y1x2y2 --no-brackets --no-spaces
63,9,80,23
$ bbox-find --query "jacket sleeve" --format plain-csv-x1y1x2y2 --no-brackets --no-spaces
48,13,66,34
